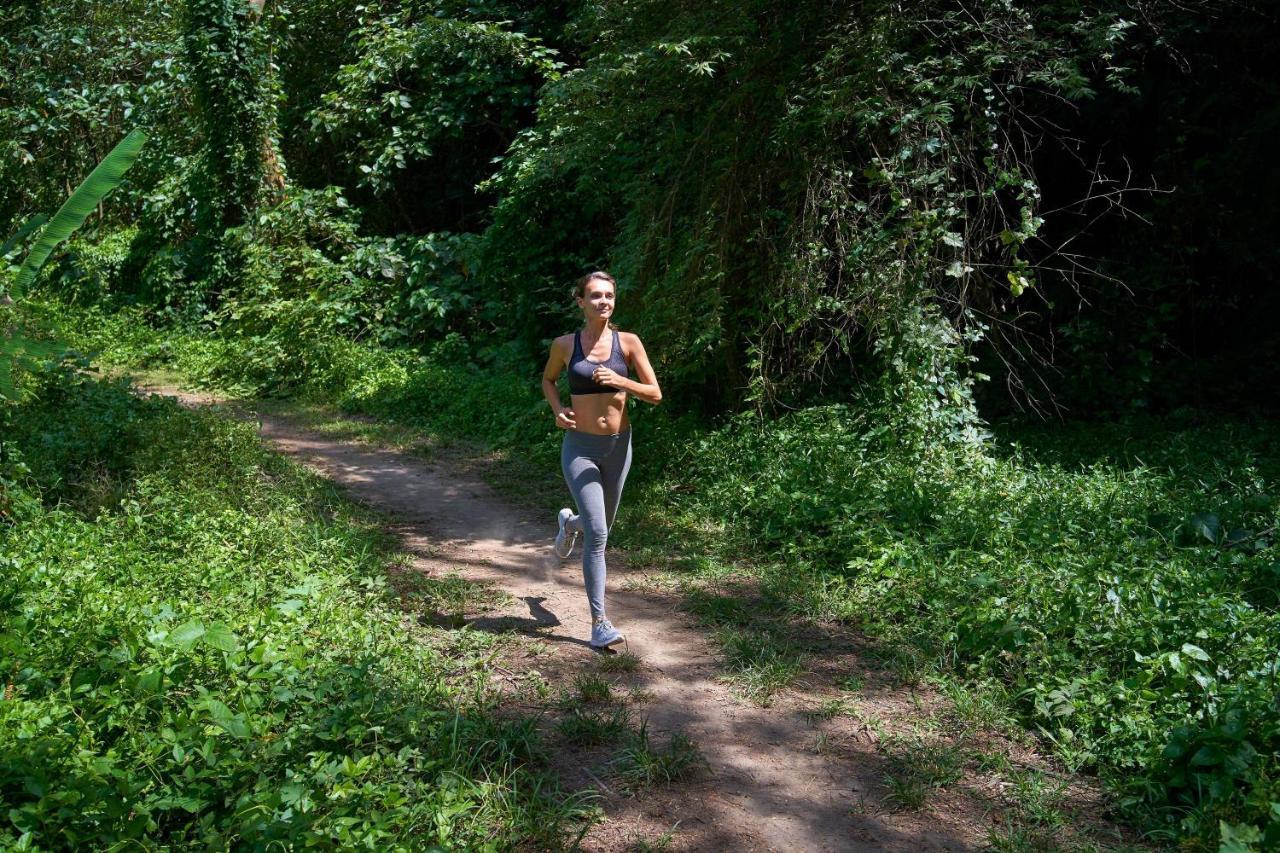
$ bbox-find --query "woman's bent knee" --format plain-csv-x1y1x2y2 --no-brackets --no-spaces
584,522,609,545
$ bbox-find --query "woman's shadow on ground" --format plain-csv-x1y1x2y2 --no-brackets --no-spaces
419,595,616,652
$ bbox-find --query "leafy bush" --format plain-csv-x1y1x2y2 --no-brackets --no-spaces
40,227,138,307
654,406,1280,845
0,371,590,847
307,6,560,205
46,293,1280,847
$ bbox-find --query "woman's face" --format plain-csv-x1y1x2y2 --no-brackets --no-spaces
578,280,615,322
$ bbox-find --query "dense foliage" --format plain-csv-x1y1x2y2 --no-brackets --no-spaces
178,0,277,301
675,408,1280,847
44,306,1280,847
0,365,588,848
6,0,1280,847
0,1,189,227
7,0,1276,417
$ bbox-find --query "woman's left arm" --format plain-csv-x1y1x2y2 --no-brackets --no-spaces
594,332,662,404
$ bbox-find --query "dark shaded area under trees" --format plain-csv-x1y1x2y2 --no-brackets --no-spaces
4,1,1277,422
5,0,1280,848
988,3,1280,417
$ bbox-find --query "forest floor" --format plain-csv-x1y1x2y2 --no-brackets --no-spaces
134,376,1144,852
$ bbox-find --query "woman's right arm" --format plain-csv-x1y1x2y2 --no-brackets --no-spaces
541,338,576,430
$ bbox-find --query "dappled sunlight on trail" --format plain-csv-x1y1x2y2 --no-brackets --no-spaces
139,381,1113,851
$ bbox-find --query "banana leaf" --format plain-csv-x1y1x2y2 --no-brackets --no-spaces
0,214,49,263
0,332,62,400
2,128,147,398
11,127,147,296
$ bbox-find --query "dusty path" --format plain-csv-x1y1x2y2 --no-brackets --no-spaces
142,383,992,851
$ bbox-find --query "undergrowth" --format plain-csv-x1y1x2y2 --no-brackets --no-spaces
38,295,1280,848
0,365,591,848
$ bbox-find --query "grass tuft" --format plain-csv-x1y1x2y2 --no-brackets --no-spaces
715,626,805,704
610,723,705,791
558,706,633,747
574,673,614,704
597,651,642,673
626,823,680,852
881,737,966,812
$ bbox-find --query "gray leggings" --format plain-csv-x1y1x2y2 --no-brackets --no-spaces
561,429,632,620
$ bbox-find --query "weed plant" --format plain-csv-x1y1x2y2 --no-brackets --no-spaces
42,292,1280,847
0,368,590,848
596,652,641,674
573,674,614,704
626,823,679,852
556,706,632,748
609,725,705,792
881,736,966,811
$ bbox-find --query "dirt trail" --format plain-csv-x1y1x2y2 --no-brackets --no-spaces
144,384,989,851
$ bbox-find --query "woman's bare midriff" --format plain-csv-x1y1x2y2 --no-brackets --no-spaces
571,391,630,435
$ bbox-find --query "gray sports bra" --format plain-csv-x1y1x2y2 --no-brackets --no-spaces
568,329,629,395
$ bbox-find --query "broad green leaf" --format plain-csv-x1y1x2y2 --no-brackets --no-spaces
0,214,48,262
219,716,251,739
1181,643,1210,662
12,128,147,296
1191,512,1221,544
280,781,308,807
1007,271,1031,296
1219,820,1262,853
1225,528,1254,547
170,619,206,648
274,598,304,616
206,699,234,720
1191,744,1224,767
203,622,240,652
205,699,251,738
150,796,205,814
138,668,163,694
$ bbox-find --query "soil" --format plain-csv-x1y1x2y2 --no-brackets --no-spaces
138,381,1134,852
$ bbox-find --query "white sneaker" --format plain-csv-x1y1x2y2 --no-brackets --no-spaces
590,618,625,649
554,507,577,558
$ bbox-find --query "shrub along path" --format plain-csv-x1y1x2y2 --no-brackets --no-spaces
137,381,1129,851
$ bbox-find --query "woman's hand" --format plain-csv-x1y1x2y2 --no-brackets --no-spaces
555,408,577,430
591,366,624,389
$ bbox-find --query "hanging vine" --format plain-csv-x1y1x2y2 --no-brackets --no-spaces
181,0,276,301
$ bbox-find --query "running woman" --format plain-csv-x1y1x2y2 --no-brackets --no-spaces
541,271,663,649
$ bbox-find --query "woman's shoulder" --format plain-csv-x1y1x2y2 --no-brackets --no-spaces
552,332,576,352
617,330,646,349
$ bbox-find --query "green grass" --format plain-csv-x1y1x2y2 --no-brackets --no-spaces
982,768,1090,852
804,697,854,721
936,677,1019,734
880,736,966,811
254,398,442,455
682,588,808,703
626,823,680,851
395,568,513,625
985,823,1064,853
573,673,614,704
597,651,641,674
557,706,633,747
1005,770,1069,830
713,627,806,704
839,674,866,693
39,289,1280,848
609,724,705,792
0,368,592,848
